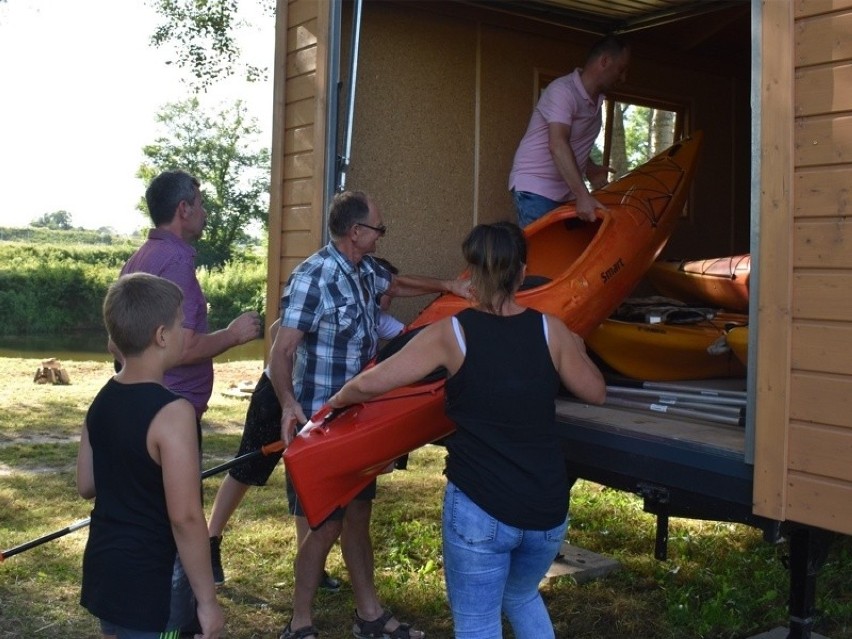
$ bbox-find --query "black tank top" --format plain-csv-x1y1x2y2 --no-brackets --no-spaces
444,307,567,529
80,379,185,630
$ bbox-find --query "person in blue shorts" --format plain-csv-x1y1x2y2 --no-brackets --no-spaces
205,259,404,588
274,191,469,639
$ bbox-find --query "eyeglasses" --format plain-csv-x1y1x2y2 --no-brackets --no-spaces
357,222,387,236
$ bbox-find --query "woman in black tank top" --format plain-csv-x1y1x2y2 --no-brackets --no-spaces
328,223,605,638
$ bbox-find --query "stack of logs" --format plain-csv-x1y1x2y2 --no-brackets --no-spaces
33,358,70,385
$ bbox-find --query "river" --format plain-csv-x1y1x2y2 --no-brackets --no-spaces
0,332,266,363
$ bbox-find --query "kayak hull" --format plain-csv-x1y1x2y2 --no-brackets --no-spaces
586,315,748,381
286,381,453,518
725,324,749,366
646,254,751,313
286,133,705,526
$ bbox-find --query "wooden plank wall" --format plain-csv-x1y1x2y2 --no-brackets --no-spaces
785,0,852,534
266,0,330,333
753,0,794,523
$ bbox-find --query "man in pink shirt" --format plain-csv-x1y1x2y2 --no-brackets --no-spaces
509,35,631,227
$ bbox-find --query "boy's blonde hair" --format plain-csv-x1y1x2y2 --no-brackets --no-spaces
104,273,183,357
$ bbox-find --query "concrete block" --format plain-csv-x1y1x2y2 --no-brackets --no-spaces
544,542,621,585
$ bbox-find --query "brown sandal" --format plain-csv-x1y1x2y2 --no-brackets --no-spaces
352,609,425,639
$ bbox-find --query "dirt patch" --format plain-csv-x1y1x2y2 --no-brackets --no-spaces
0,359,262,475
0,462,75,476
213,361,265,389
0,434,78,448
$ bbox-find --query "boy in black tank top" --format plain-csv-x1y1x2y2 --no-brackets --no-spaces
77,273,224,639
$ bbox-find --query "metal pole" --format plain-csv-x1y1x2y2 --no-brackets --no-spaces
634,397,745,417
642,380,747,399
604,395,744,427
337,0,363,192
607,385,747,407
0,519,91,562
1,441,286,561
323,0,343,244
612,378,747,399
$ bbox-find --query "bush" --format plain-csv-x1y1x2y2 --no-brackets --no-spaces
198,258,267,330
0,226,144,245
0,242,138,269
0,264,115,335
0,241,267,335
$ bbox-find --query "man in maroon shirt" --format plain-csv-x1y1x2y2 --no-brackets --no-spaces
119,169,261,421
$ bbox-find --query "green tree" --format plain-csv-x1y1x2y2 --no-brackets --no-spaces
651,109,675,155
624,106,678,166
148,0,274,90
610,103,629,178
31,210,73,230
138,97,270,269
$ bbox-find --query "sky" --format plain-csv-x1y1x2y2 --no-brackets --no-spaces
0,0,274,235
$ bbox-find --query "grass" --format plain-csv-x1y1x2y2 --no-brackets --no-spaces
1,357,851,638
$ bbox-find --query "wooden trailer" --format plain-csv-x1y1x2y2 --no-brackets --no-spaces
266,1,852,636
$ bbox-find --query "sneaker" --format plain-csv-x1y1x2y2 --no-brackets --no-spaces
210,536,225,585
319,570,341,592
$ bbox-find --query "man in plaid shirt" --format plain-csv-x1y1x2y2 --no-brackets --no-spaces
271,191,469,639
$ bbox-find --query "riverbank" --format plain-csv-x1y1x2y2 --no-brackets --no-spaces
0,335,267,363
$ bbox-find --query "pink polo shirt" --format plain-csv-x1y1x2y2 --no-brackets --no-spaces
508,69,604,202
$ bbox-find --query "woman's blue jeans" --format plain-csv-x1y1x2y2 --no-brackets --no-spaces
442,481,567,639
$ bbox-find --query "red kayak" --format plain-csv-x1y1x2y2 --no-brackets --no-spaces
285,133,705,526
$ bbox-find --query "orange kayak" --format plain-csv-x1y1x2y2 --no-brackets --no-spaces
646,254,751,313
285,133,704,526
586,313,749,381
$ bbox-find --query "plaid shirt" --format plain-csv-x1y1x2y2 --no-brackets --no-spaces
280,242,393,415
